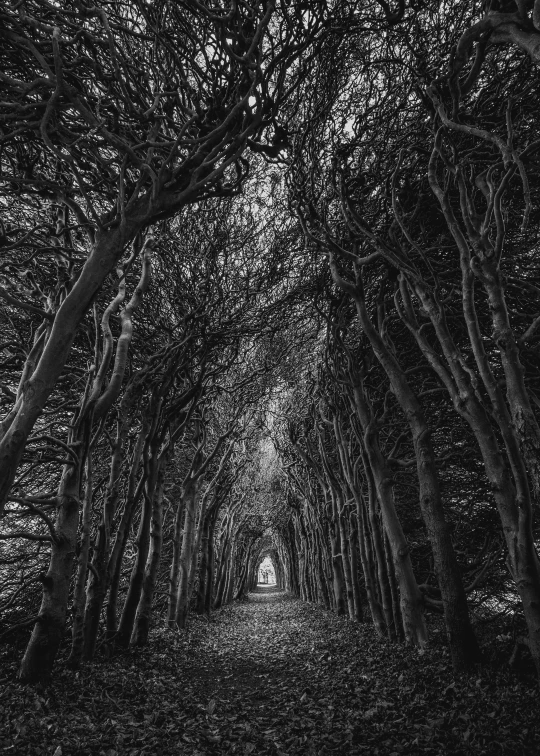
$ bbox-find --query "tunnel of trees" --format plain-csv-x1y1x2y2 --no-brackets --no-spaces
1,0,540,699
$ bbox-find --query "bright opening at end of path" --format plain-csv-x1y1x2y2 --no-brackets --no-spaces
258,556,275,585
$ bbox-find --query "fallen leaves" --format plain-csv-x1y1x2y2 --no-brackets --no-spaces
1,589,539,754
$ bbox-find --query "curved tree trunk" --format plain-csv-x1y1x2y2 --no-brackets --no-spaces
0,213,150,512
19,448,85,682
333,264,479,665
349,373,426,646
402,270,540,669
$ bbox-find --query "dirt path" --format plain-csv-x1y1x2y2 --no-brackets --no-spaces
175,586,362,750
132,587,539,755
2,588,539,755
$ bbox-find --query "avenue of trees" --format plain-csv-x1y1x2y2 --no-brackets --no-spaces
1,0,540,683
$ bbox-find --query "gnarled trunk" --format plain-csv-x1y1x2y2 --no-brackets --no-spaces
19,458,83,682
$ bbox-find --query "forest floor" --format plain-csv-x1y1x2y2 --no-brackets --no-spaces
1,587,539,756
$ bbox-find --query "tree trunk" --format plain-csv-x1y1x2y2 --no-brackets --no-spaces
195,514,212,614
224,542,237,605
348,512,364,622
0,213,149,512
403,273,540,668
384,529,404,643
236,541,255,599
184,494,208,620
67,457,93,668
347,272,478,663
352,378,425,645
315,527,332,608
337,500,356,619
167,497,186,625
295,516,308,601
174,479,200,628
132,461,166,645
115,441,159,647
83,418,127,660
329,519,347,616
197,508,219,614
105,423,147,637
214,527,233,609
19,459,83,682
356,494,386,635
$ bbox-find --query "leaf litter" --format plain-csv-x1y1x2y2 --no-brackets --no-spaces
1,587,539,755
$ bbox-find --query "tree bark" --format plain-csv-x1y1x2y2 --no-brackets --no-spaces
67,457,93,669
174,479,201,628
19,455,83,682
132,460,166,645
329,517,347,616
332,262,478,664
115,433,160,647
0,212,149,511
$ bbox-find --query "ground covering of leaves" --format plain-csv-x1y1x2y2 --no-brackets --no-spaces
1,588,539,755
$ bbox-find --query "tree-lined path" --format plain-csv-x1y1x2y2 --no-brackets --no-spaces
2,586,538,755
3,1,540,752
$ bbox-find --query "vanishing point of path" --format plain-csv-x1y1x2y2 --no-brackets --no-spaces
2,588,539,755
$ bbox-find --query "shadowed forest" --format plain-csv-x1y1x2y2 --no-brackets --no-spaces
1,1,540,754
